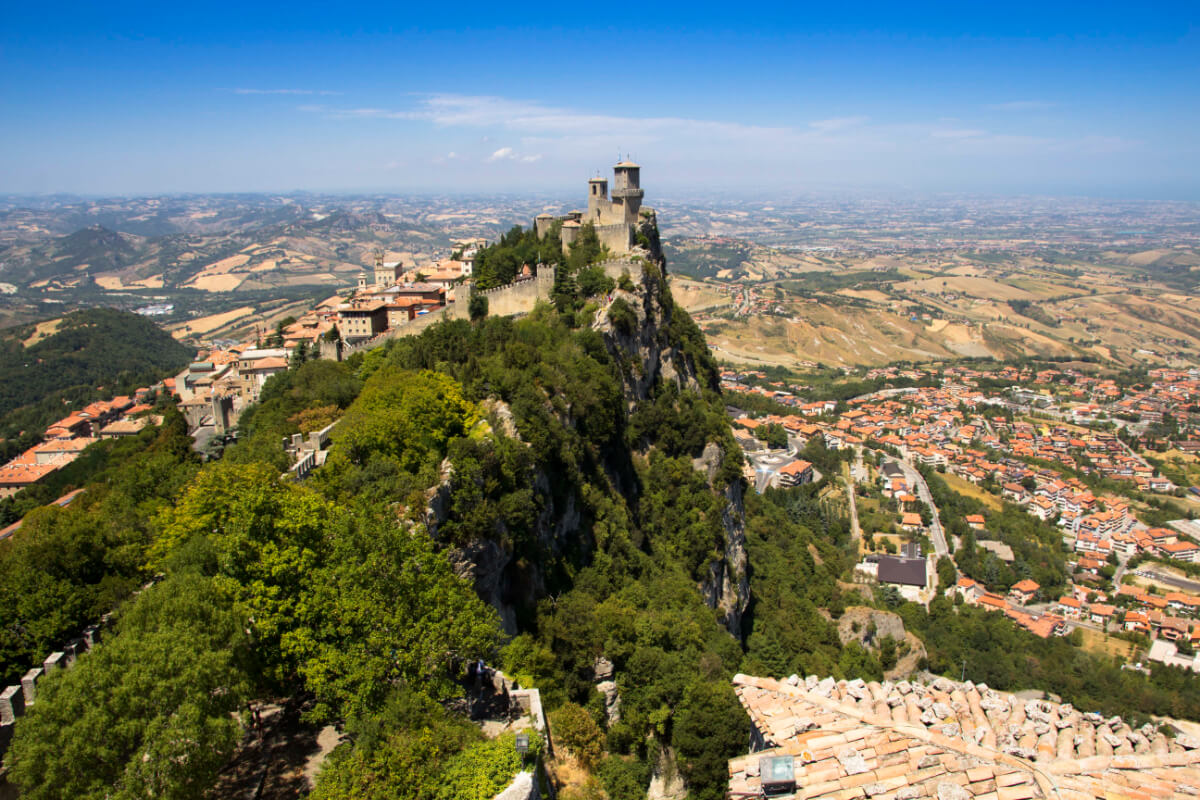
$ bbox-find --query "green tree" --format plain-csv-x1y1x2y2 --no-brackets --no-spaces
672,681,750,800
5,574,249,800
937,556,957,588
153,461,340,684
296,512,502,721
755,422,788,449
550,702,605,769
566,223,606,272
469,290,489,322
878,635,899,671
325,368,480,475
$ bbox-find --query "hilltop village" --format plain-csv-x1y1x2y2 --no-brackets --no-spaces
0,390,163,501
165,162,656,441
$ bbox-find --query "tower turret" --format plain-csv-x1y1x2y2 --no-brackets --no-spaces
587,176,609,221
611,160,644,223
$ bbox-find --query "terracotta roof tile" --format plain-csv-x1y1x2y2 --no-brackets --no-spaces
728,674,1200,800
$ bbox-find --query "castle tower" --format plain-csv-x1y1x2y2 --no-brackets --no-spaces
587,176,609,222
534,213,555,239
611,160,643,224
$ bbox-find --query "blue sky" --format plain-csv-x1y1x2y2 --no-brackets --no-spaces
2,1,1197,198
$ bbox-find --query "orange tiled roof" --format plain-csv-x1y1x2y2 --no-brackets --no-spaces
729,673,1200,800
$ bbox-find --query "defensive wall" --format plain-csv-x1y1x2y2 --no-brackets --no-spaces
325,259,643,361
0,602,121,765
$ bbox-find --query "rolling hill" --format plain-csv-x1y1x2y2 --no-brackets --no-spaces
0,308,193,455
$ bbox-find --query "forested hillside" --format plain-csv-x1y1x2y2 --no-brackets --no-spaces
0,308,193,459
7,228,1200,800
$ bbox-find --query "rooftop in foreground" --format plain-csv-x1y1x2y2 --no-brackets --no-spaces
729,673,1200,800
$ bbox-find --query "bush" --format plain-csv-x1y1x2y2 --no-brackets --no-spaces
578,265,616,298
438,731,537,800
597,755,651,799
608,298,637,335
550,702,605,769
469,292,489,321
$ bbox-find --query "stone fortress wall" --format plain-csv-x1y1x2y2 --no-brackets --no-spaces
330,162,654,362
330,259,643,361
0,607,115,762
540,161,647,257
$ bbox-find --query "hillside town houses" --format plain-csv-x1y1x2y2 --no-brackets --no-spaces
0,388,162,497
725,363,1200,665
0,244,486,504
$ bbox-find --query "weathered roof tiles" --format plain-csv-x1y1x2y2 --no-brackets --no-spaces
728,673,1200,800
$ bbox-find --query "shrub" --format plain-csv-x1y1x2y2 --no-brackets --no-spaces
608,298,637,335
550,702,604,769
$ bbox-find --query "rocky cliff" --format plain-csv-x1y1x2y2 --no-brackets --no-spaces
428,217,750,639
425,449,586,636
593,230,750,639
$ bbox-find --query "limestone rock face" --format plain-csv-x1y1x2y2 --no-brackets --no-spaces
428,236,751,639
647,745,687,800
596,680,621,725
427,437,583,636
594,255,750,638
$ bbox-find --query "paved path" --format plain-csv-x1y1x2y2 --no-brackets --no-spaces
1112,556,1131,587
1135,568,1200,593
893,459,949,560
845,459,862,547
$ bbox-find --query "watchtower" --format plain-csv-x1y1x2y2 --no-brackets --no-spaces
611,160,643,223
534,213,555,239
587,176,609,221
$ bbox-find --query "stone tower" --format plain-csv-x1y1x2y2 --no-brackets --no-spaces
540,161,653,256
587,176,609,222
611,160,643,224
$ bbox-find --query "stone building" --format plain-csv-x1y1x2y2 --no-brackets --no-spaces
537,160,651,256
375,259,403,289
336,300,388,341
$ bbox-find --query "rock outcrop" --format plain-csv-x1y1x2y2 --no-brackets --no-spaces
592,248,750,637
426,450,585,636
428,218,750,639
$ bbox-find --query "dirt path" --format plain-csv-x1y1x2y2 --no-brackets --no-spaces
207,697,342,799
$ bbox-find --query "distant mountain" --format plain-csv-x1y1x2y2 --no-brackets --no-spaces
54,225,142,270
296,209,394,235
0,225,146,285
0,308,193,450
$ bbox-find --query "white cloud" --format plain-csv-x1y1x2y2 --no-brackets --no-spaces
300,94,798,147
292,93,1135,189
809,116,869,132
486,146,542,163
